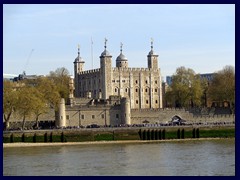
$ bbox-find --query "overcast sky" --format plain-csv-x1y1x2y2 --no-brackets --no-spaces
3,4,235,80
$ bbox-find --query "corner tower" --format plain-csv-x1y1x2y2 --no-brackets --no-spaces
147,38,159,69
73,44,85,97
100,38,112,100
116,43,128,68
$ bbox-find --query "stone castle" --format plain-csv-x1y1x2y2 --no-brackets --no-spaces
57,39,164,127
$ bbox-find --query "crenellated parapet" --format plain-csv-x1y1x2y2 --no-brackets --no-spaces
112,67,159,72
78,68,100,75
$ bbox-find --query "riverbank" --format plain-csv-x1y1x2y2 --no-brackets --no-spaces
3,126,235,143
3,137,234,148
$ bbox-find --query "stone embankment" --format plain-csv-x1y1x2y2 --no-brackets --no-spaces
3,125,234,144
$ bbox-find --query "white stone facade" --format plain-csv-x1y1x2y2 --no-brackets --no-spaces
73,40,163,109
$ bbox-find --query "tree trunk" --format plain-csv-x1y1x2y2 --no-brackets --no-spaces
3,113,12,130
22,115,26,130
35,114,41,129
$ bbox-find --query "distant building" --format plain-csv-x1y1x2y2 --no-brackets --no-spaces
165,73,215,86
12,71,44,82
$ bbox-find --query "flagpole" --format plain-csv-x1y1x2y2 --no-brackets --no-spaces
91,37,93,69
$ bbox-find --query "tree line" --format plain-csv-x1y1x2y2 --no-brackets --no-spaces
164,65,235,113
3,67,70,130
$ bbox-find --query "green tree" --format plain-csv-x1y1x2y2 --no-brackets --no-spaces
17,86,36,129
166,66,203,108
48,67,70,101
208,65,235,112
36,77,61,111
31,88,48,129
3,81,19,130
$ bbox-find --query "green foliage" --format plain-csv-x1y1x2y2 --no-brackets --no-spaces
3,67,70,130
166,66,203,108
208,65,235,111
36,77,61,110
3,81,20,129
48,67,70,101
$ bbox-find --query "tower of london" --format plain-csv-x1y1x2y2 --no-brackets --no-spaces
73,39,163,109
56,39,176,128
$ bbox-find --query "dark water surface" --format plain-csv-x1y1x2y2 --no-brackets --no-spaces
3,139,235,176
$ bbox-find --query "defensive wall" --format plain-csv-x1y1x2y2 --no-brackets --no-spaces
4,106,235,130
130,108,235,124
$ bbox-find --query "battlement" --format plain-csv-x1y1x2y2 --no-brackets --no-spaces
112,67,156,72
79,68,100,75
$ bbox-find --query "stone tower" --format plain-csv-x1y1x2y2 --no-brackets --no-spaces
73,45,85,97
116,43,128,68
121,97,131,124
100,38,112,100
57,98,66,127
147,39,158,69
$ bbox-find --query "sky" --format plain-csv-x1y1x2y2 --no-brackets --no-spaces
3,4,235,81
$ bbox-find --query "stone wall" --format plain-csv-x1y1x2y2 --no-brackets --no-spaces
4,107,235,130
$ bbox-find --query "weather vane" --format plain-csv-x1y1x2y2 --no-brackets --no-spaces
120,42,123,53
151,38,154,50
77,44,80,55
104,38,108,49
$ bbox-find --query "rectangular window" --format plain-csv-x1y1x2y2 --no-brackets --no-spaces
81,115,84,119
101,114,104,119
92,115,95,119
66,115,69,120
155,89,157,93
116,114,119,118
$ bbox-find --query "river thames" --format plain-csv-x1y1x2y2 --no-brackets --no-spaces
3,139,235,176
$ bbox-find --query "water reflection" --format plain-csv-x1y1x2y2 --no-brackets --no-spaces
3,139,235,176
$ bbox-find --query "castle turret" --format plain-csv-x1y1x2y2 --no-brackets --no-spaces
74,44,85,97
121,97,131,125
56,98,66,127
116,43,128,68
147,38,159,69
100,38,112,100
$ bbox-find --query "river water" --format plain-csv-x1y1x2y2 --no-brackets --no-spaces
3,139,235,176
